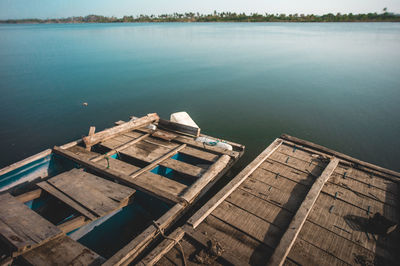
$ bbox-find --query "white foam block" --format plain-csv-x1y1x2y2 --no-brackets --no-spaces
170,111,199,128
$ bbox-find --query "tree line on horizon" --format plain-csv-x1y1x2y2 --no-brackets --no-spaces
1,11,399,24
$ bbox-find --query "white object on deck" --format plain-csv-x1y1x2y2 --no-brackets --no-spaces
170,112,199,128
195,136,233,151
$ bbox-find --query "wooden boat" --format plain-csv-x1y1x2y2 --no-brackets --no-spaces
139,134,400,266
0,113,244,265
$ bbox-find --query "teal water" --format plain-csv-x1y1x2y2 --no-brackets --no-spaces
0,23,399,172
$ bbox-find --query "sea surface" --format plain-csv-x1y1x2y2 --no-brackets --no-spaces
0,22,399,172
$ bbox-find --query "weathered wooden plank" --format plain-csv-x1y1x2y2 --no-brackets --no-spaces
188,139,283,228
158,118,200,137
139,227,185,266
83,113,159,148
54,146,187,204
21,235,105,265
0,193,63,255
37,181,98,220
180,155,231,203
15,189,42,203
211,201,283,248
129,144,187,178
267,157,339,266
47,169,135,217
101,138,204,178
57,216,87,233
280,134,400,180
199,215,274,264
91,133,150,162
104,203,185,266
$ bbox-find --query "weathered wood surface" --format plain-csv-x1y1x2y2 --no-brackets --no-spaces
37,168,135,220
104,203,185,266
54,146,187,204
129,144,187,178
101,137,206,178
21,235,105,265
158,118,200,137
181,154,231,203
83,113,159,149
267,157,339,266
0,193,63,255
15,189,42,203
188,139,283,228
57,216,87,233
281,134,400,180
146,135,399,266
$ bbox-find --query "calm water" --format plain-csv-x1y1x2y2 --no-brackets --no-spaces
0,23,399,172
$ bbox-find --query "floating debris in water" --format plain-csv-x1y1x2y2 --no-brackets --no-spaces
82,102,88,107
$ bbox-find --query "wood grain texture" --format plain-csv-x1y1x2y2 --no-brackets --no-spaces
0,193,63,255
267,157,340,266
188,139,283,228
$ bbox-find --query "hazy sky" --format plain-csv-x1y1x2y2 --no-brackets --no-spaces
1,0,399,19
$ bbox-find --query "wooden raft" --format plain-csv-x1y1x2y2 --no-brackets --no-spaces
49,113,244,266
139,134,400,266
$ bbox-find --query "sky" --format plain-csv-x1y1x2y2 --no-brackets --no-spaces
0,0,399,20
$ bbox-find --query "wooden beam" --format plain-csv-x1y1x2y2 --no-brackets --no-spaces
180,155,231,203
138,227,185,266
280,134,400,180
37,181,98,220
83,113,159,149
267,157,340,266
85,126,96,151
53,146,184,204
57,216,87,233
104,203,185,266
129,144,187,178
0,149,52,177
91,133,150,163
15,189,42,203
188,139,283,228
158,118,200,137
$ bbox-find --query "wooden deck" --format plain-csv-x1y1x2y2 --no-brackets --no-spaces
0,113,244,265
140,134,399,266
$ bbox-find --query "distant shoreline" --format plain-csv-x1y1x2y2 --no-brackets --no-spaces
1,12,400,24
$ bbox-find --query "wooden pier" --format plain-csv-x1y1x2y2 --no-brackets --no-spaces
139,134,399,266
0,113,244,265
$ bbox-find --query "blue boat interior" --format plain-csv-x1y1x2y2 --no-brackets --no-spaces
0,146,208,258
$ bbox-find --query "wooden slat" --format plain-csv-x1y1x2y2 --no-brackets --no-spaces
101,138,204,178
83,113,159,148
91,133,150,162
139,227,185,266
158,118,200,137
188,139,283,228
104,203,185,266
180,155,231,203
267,157,340,266
0,193,63,255
37,181,98,220
57,216,87,233
54,146,186,204
129,144,187,178
15,189,42,203
21,235,105,265
280,134,400,180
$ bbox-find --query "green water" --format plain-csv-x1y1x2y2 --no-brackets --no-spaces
0,23,399,171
